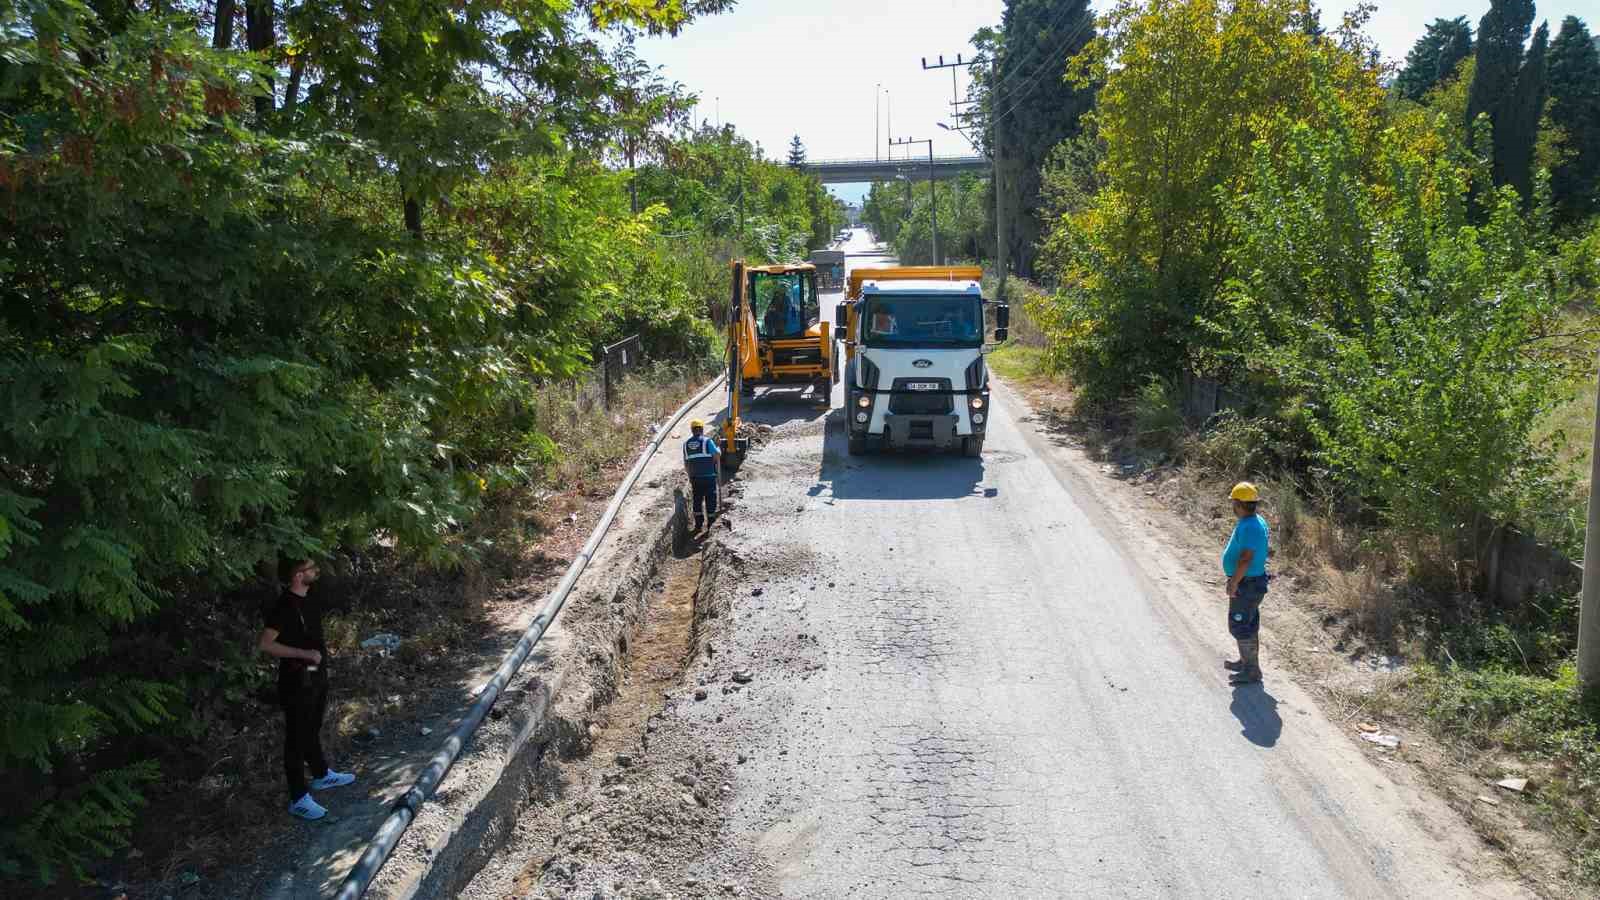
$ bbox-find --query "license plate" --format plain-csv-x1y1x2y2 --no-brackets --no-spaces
907,382,939,391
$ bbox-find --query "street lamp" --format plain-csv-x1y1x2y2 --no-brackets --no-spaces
885,90,892,160
875,83,881,161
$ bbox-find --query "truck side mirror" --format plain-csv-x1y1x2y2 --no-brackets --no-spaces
834,304,849,337
994,328,1009,343
996,304,1011,330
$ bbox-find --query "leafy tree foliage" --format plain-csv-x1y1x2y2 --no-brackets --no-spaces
0,0,829,883
864,174,991,265
1031,0,1582,558
1396,16,1473,101
1547,16,1600,222
1046,0,1383,397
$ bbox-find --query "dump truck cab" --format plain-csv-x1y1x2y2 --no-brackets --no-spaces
836,267,1008,457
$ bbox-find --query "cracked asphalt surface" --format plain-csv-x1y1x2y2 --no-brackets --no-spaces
463,231,1529,899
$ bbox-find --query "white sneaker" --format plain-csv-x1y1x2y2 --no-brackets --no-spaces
311,770,355,790
288,793,327,820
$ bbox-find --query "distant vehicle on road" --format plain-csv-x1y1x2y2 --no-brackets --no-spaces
809,250,847,290
836,266,1009,457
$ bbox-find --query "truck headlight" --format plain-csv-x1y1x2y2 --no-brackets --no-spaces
856,394,871,409
969,395,984,410
855,411,868,423
972,412,985,425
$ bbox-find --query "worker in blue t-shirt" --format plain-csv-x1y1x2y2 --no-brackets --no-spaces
783,282,804,335
682,418,722,531
1222,482,1270,685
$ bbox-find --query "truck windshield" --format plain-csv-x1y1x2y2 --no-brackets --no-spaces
862,294,983,348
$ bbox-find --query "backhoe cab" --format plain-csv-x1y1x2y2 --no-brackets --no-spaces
720,260,837,470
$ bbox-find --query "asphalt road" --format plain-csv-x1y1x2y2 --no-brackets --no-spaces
700,228,1525,898
458,228,1528,899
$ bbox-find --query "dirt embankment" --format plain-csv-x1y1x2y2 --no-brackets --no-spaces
457,493,791,900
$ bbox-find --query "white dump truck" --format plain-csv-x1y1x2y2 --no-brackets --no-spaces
835,266,1009,457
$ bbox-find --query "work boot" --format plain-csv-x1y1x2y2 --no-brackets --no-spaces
1228,638,1262,685
1223,638,1248,671
693,517,704,532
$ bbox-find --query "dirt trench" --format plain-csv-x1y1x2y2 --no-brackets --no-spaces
455,513,774,900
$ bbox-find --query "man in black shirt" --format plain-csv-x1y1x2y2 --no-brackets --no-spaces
259,558,355,820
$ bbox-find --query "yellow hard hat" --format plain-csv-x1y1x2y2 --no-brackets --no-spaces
689,419,705,429
1230,482,1260,502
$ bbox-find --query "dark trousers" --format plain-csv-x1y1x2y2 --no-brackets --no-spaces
278,677,330,802
1228,575,1270,639
691,475,719,521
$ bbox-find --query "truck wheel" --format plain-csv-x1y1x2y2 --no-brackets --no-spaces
848,432,867,456
962,436,985,458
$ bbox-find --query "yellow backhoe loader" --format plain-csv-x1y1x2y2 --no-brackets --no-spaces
720,260,836,468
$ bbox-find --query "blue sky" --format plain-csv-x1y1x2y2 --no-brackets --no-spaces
635,1,1596,202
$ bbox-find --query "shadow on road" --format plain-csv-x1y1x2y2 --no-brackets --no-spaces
1229,683,1283,748
738,386,830,427
815,411,991,501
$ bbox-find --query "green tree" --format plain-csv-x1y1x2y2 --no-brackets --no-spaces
1547,16,1600,221
970,0,1097,276
1505,21,1550,203
1042,0,1386,396
787,134,806,168
1396,16,1473,101
0,0,734,883
1466,0,1539,196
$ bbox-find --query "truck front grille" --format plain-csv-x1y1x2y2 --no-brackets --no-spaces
888,378,954,415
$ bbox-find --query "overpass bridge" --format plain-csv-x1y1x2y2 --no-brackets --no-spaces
799,155,990,184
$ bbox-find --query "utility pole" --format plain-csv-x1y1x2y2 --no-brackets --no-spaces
1581,357,1600,693
891,137,938,264
992,56,1009,298
885,91,892,160
922,53,1002,288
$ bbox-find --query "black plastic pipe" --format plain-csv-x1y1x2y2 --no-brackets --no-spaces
334,373,727,900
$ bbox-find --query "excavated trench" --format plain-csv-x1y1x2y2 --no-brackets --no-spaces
448,511,759,900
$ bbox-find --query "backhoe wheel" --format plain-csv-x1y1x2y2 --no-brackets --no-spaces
847,431,867,456
962,436,985,458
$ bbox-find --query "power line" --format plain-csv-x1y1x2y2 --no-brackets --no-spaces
982,0,1089,98
989,13,1095,126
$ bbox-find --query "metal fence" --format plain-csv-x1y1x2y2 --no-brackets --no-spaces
525,335,645,430
601,334,643,408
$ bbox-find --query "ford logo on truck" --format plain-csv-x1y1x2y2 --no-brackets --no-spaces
912,359,933,368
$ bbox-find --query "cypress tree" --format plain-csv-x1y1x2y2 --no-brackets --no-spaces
1436,22,1474,89
994,0,1097,277
1397,17,1473,101
1547,17,1600,220
1506,22,1549,202
1467,0,1536,191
